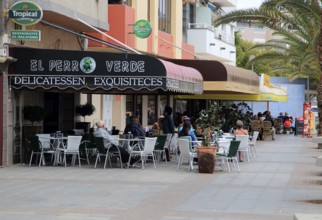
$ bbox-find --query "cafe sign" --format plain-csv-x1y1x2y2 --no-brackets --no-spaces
9,1,43,26
9,48,167,91
133,20,152,39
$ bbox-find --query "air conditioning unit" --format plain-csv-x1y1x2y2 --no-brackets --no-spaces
0,48,7,57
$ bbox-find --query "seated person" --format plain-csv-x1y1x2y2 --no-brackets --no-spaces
283,112,294,133
124,116,145,137
178,119,198,143
233,120,248,162
233,120,249,136
94,120,139,166
152,115,164,135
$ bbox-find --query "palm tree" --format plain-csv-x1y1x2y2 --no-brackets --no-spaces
214,0,322,134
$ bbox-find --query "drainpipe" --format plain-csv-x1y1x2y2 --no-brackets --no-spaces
0,0,5,167
0,0,9,166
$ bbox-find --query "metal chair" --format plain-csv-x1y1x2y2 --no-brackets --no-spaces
29,135,55,167
217,140,241,173
94,137,111,169
154,135,167,163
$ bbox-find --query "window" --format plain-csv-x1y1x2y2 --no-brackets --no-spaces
158,0,171,33
126,95,142,125
148,96,156,125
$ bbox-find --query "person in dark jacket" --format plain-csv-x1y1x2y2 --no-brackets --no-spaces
124,116,145,137
162,106,175,134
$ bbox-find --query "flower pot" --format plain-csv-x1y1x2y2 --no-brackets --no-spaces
197,146,217,173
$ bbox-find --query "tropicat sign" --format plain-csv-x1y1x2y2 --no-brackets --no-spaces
9,1,43,26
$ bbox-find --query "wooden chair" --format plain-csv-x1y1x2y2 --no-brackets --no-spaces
262,121,273,140
251,120,261,132
274,118,283,134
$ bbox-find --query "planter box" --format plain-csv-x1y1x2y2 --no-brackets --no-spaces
75,122,91,133
197,146,217,173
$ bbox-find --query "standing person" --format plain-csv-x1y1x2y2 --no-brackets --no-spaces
162,106,175,134
162,106,175,161
124,116,145,137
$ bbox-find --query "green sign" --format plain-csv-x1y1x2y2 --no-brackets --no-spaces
9,1,43,26
133,20,152,39
11,30,41,41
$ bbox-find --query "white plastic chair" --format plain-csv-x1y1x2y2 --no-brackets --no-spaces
177,138,197,171
36,134,55,165
129,137,157,169
55,136,82,167
235,135,250,162
249,131,259,158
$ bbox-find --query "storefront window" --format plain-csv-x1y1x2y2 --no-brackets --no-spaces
158,0,171,33
126,96,134,125
175,100,187,115
126,95,142,125
148,96,156,125
159,95,168,116
136,96,142,122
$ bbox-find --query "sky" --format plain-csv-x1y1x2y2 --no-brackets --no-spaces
237,0,265,9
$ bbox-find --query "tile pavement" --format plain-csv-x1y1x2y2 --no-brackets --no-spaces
0,134,322,220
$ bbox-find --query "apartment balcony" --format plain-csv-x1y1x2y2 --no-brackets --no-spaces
209,0,237,7
39,0,108,32
187,23,236,64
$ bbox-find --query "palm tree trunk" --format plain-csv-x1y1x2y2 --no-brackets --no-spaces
317,10,322,136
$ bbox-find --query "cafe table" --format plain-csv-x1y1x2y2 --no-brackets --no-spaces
42,136,68,165
116,137,145,167
116,137,145,151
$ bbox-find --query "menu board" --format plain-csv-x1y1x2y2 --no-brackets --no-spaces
303,103,312,138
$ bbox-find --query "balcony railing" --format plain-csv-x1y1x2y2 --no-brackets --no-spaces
188,23,235,45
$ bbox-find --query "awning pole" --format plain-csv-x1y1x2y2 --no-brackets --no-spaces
75,18,142,55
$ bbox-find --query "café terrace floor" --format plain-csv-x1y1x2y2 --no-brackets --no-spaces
1,133,322,220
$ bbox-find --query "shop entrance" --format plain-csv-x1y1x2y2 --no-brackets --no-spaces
43,92,75,134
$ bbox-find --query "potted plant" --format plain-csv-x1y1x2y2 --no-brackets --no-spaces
195,103,223,173
221,102,252,132
75,103,96,132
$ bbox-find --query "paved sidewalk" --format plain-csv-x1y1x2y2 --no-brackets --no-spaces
1,134,322,220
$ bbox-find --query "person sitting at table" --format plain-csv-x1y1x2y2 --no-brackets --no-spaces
233,120,249,136
94,120,139,167
178,119,197,143
233,120,248,162
124,116,145,137
152,115,164,135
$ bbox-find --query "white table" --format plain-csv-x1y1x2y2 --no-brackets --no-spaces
42,136,68,165
116,138,145,151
